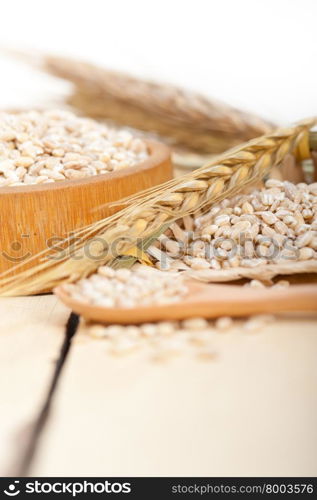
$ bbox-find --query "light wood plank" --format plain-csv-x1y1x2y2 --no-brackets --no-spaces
0,295,69,474
33,316,317,476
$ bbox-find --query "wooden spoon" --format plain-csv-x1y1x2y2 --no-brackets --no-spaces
54,280,317,324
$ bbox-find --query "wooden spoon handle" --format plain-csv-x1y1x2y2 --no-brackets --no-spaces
55,282,317,324
192,283,317,317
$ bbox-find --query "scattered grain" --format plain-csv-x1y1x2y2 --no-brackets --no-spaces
182,317,209,330
243,314,275,332
215,316,233,330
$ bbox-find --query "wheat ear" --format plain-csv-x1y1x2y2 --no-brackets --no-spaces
4,50,274,154
0,118,315,296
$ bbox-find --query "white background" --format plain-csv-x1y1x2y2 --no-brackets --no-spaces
0,0,316,125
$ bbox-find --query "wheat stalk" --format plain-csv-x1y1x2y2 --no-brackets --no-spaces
0,118,315,296
5,50,274,154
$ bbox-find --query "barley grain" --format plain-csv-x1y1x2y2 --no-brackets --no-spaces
272,280,290,289
0,110,148,187
299,247,314,260
182,317,209,330
89,325,108,339
248,279,266,289
215,316,233,330
243,314,275,332
296,231,314,248
215,214,230,226
140,323,158,337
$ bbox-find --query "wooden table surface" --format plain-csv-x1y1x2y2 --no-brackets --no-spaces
1,160,317,477
1,294,316,477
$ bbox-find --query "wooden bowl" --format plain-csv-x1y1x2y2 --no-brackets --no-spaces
0,140,172,275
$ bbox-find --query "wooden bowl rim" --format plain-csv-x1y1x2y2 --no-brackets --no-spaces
0,139,170,195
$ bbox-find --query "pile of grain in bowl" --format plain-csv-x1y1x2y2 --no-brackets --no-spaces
148,179,317,279
0,109,148,186
63,264,188,308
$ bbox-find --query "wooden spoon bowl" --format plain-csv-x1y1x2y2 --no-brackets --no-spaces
54,279,317,324
0,140,172,275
